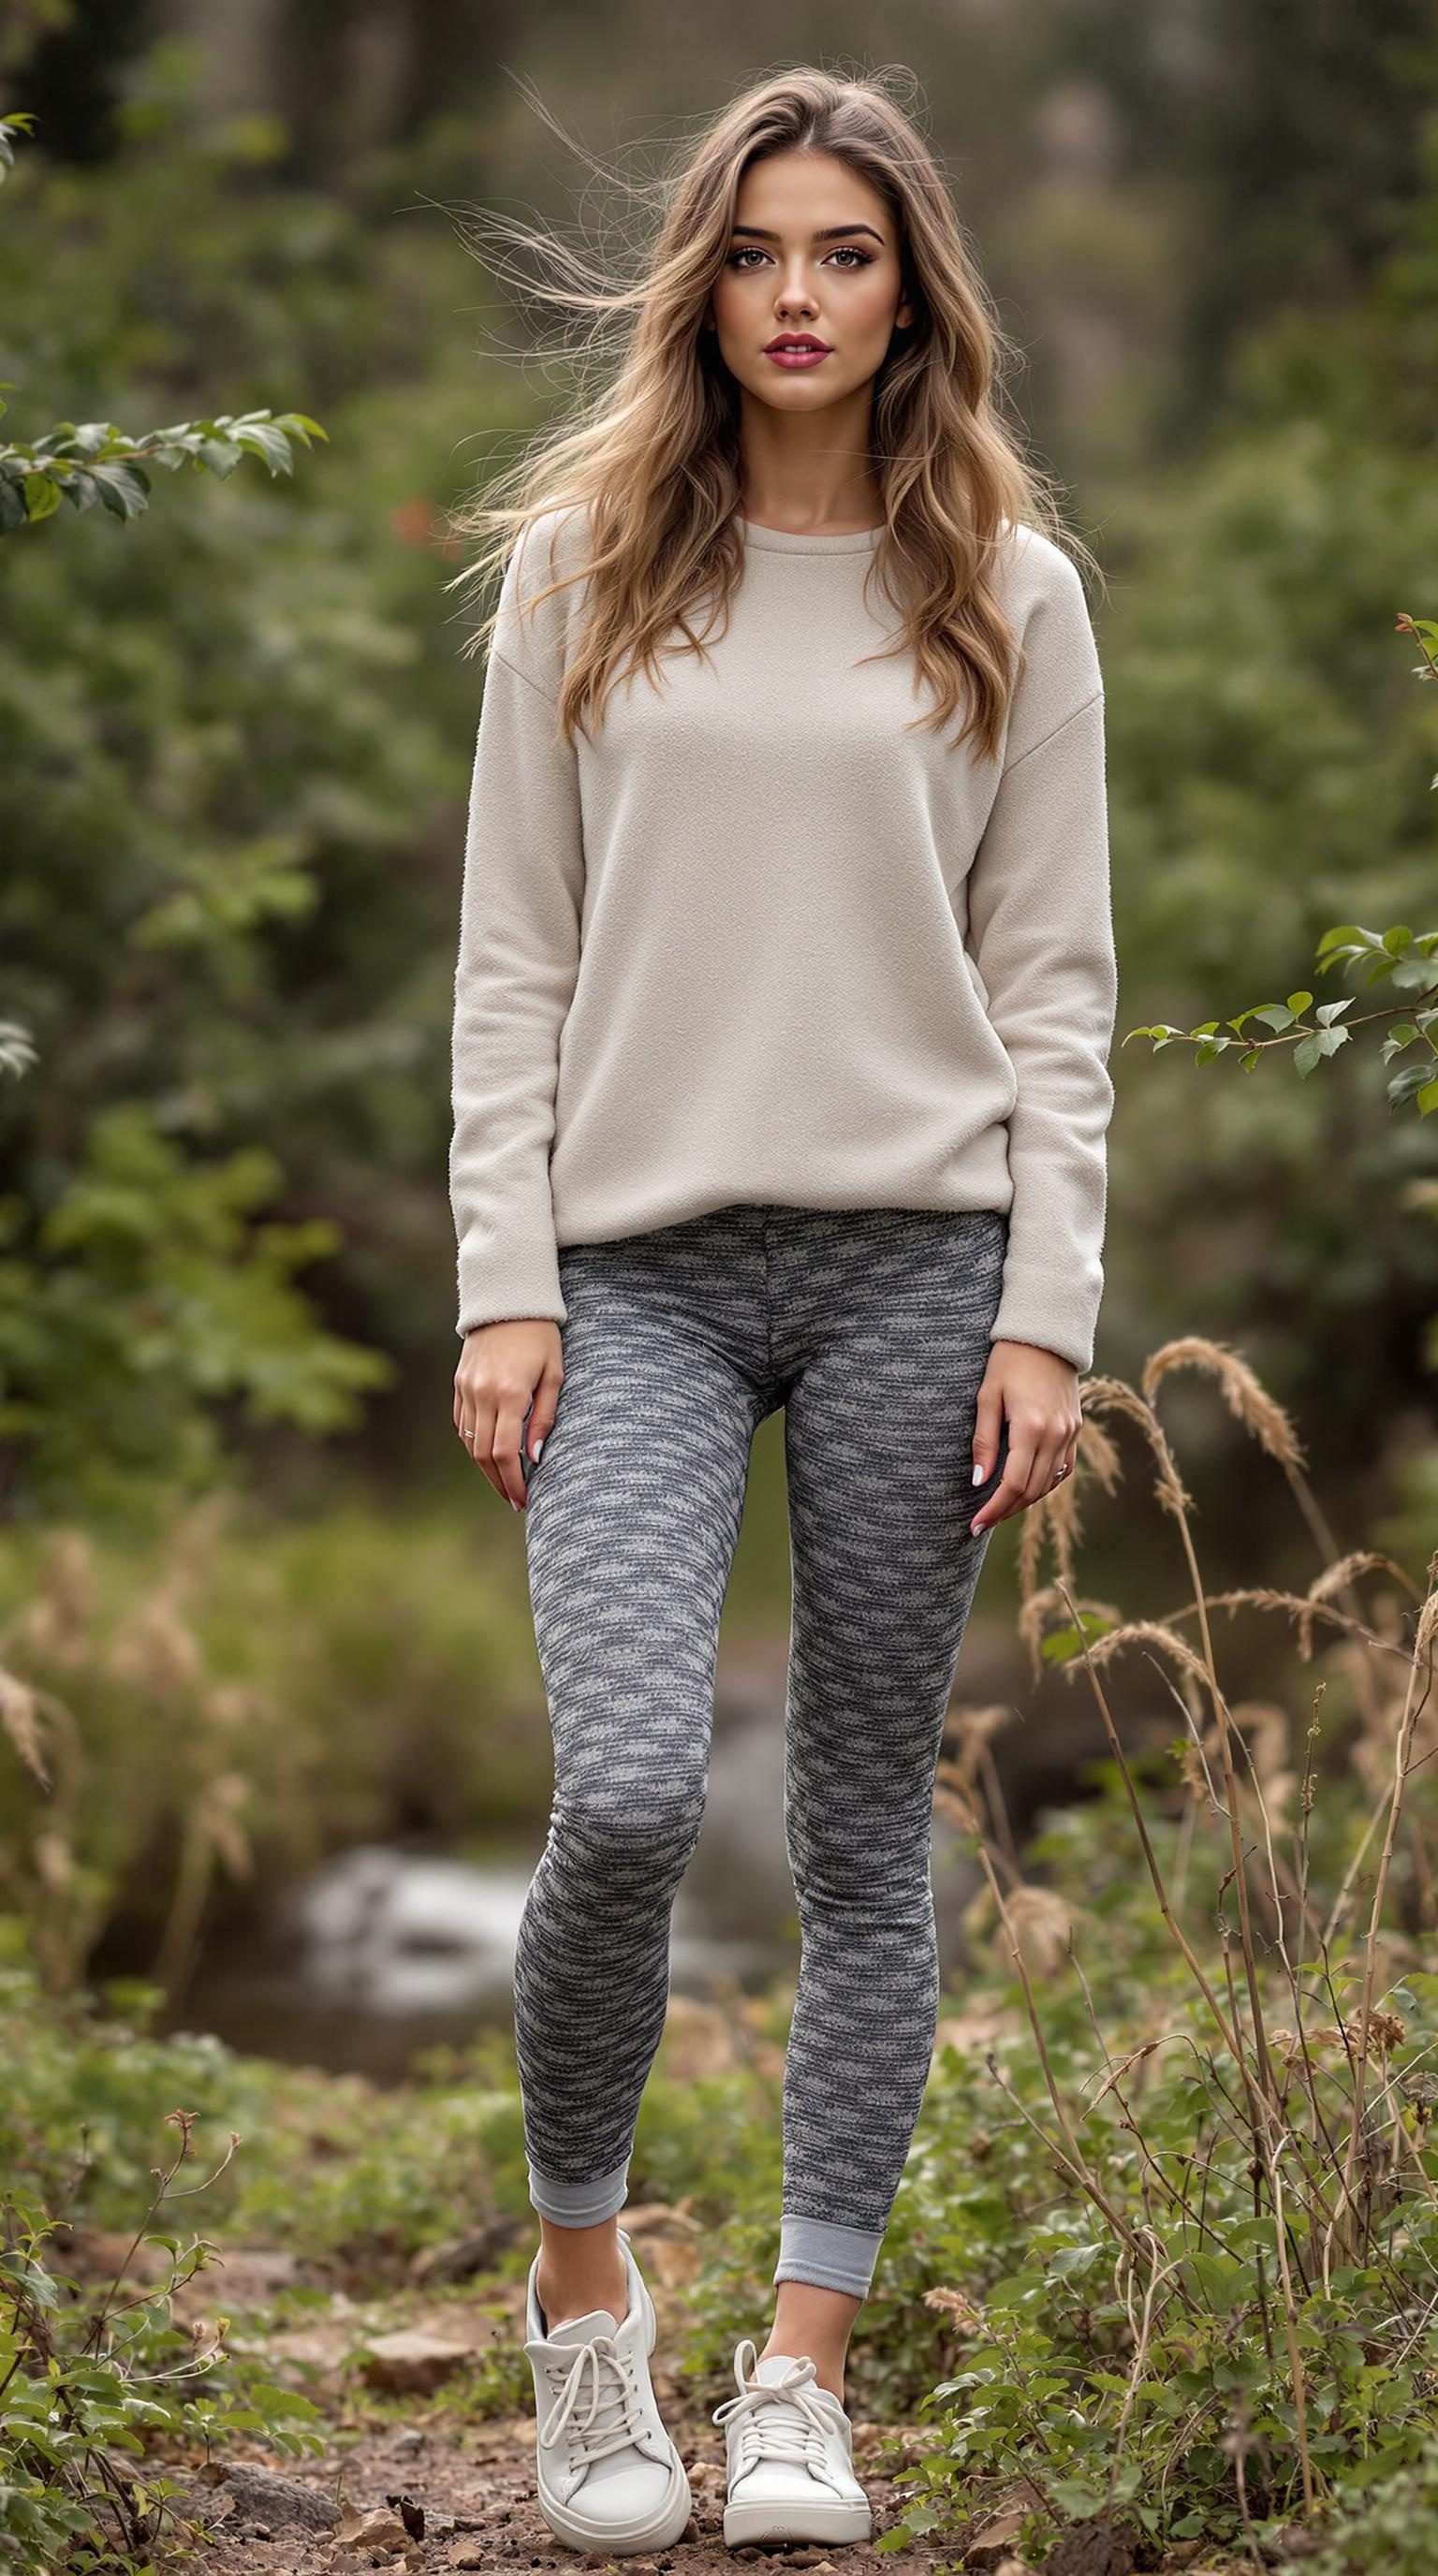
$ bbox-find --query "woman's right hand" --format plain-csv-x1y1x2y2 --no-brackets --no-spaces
454,1319,565,1510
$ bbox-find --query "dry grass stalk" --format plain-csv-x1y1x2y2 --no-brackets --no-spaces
1334,1554,1438,2255
1084,1360,1281,2104
948,1337,1437,2523
973,1826,1149,2261
0,1496,268,1996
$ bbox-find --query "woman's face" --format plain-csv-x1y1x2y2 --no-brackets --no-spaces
708,146,913,414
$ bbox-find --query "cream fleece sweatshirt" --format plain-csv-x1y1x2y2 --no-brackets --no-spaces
449,505,1117,1371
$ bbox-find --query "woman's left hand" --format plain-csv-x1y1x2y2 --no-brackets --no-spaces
970,1340,1081,1532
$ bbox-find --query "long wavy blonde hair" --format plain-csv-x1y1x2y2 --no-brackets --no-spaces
444,64,1103,765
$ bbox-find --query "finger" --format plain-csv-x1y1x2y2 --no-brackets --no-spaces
492,1397,530,1511
1049,1434,1079,1494
524,1358,564,1463
1051,1416,1082,1486
1028,1425,1067,1500
971,1381,1005,1488
972,1466,1024,1532
988,1423,1075,1526
466,1398,506,1500
973,1422,1039,1531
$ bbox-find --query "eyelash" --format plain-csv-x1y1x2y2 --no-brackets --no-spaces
726,245,874,272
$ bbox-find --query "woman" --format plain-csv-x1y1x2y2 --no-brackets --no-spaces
447,65,1116,2558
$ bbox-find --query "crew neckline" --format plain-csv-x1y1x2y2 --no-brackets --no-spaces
738,514,885,553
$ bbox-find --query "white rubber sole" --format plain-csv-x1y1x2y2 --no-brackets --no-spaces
533,2258,695,2557
724,2493,873,2547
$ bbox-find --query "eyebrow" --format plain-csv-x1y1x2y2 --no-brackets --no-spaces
729,223,886,245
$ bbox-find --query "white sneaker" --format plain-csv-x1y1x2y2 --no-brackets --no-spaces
713,2336,873,2548
522,2225,693,2557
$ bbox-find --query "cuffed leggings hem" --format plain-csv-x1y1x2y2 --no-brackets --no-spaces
772,2211,885,2300
528,2154,631,2227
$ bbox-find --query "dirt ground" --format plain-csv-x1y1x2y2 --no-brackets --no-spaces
152,2236,970,2576
167,2406,964,2574
137,2231,1256,2576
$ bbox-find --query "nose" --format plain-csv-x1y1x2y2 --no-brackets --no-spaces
774,266,817,323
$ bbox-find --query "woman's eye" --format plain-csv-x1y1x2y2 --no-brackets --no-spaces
725,245,873,271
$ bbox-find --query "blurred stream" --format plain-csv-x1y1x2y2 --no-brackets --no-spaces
166,1643,986,2084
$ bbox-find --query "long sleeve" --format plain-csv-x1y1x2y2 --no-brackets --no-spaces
448,535,585,1338
964,566,1117,1374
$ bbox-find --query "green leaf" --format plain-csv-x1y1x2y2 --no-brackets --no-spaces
22,471,61,521
87,461,151,520
232,420,296,474
1387,1061,1436,1108
1048,2241,1105,2276
0,2252,62,2308
1050,2479,1104,2517
196,435,245,476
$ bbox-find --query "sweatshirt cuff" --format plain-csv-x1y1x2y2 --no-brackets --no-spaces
456,1237,568,1339
990,1262,1102,1375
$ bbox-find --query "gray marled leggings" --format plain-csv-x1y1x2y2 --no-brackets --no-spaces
514,1201,1011,2300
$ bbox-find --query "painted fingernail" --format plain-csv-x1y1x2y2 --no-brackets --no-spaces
972,1462,986,1486
532,1435,545,1462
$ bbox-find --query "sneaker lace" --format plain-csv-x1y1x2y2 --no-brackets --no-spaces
711,2337,841,2490
539,2333,647,2470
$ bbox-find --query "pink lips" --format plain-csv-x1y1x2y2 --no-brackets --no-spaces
764,337,831,370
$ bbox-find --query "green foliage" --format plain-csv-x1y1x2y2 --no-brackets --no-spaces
0,108,331,532
1125,618,1438,1118
0,1957,325,2569
1126,915,1438,1111
0,1932,261,2227
875,1983,1438,2561
0,61,507,1524
1295,2439,1438,2576
1098,105,1438,1427
0,1105,391,1519
0,1928,506,2257
0,402,330,536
